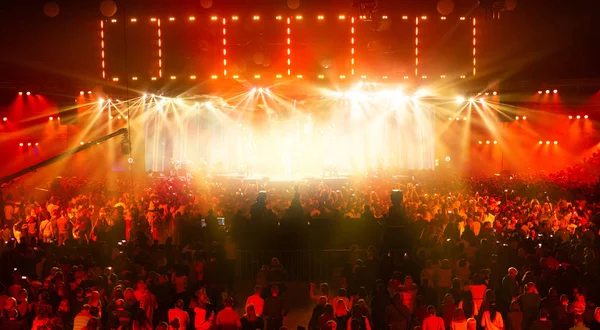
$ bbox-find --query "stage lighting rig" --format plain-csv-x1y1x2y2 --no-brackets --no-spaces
479,0,507,19
352,0,378,21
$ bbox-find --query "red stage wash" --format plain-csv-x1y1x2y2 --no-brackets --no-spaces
223,18,227,76
100,20,106,79
473,18,477,76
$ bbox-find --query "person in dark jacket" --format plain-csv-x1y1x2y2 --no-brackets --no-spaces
530,309,553,330
517,282,541,330
267,258,286,294
2,309,28,330
264,286,287,330
502,267,519,311
384,293,411,330
309,296,328,330
241,304,265,330
371,284,391,330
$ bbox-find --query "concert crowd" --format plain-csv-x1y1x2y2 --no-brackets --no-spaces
0,152,600,330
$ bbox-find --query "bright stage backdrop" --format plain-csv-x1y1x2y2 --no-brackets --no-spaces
142,93,437,175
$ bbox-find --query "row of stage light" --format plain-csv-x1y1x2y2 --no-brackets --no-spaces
17,140,562,147
475,140,560,145
101,14,476,81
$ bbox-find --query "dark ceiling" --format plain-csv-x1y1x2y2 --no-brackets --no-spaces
0,0,597,96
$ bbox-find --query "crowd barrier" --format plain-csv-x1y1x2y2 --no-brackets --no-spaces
235,249,359,282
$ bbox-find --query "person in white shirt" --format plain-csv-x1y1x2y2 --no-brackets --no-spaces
481,303,504,330
39,217,54,243
169,300,190,330
245,285,264,317
422,306,445,330
194,303,214,330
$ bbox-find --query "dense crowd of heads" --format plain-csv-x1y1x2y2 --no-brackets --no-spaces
0,154,600,329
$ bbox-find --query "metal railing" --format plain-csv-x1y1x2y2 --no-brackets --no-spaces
235,249,358,282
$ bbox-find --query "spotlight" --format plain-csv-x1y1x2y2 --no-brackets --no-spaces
19,143,23,146
463,117,467,121
479,98,484,103
258,88,264,92
99,98,105,104
449,117,453,121
142,94,147,99
455,117,460,121
569,115,573,119
80,142,84,145
539,141,543,144
456,96,465,103
577,115,581,119
35,143,39,146
49,117,53,121
88,91,92,94
251,88,257,93
117,115,122,119
478,141,482,144
554,141,558,145
553,89,558,94
468,98,474,102
538,91,543,94
486,141,490,144
18,92,23,96
2,117,6,121
27,143,31,146
109,116,114,119
26,92,31,96
545,90,550,94
515,116,519,120
522,116,527,120
80,91,84,95
493,91,497,95
546,141,550,145
493,140,498,144
485,92,489,96
584,115,589,119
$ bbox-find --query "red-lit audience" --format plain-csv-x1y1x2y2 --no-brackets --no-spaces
0,162,600,330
